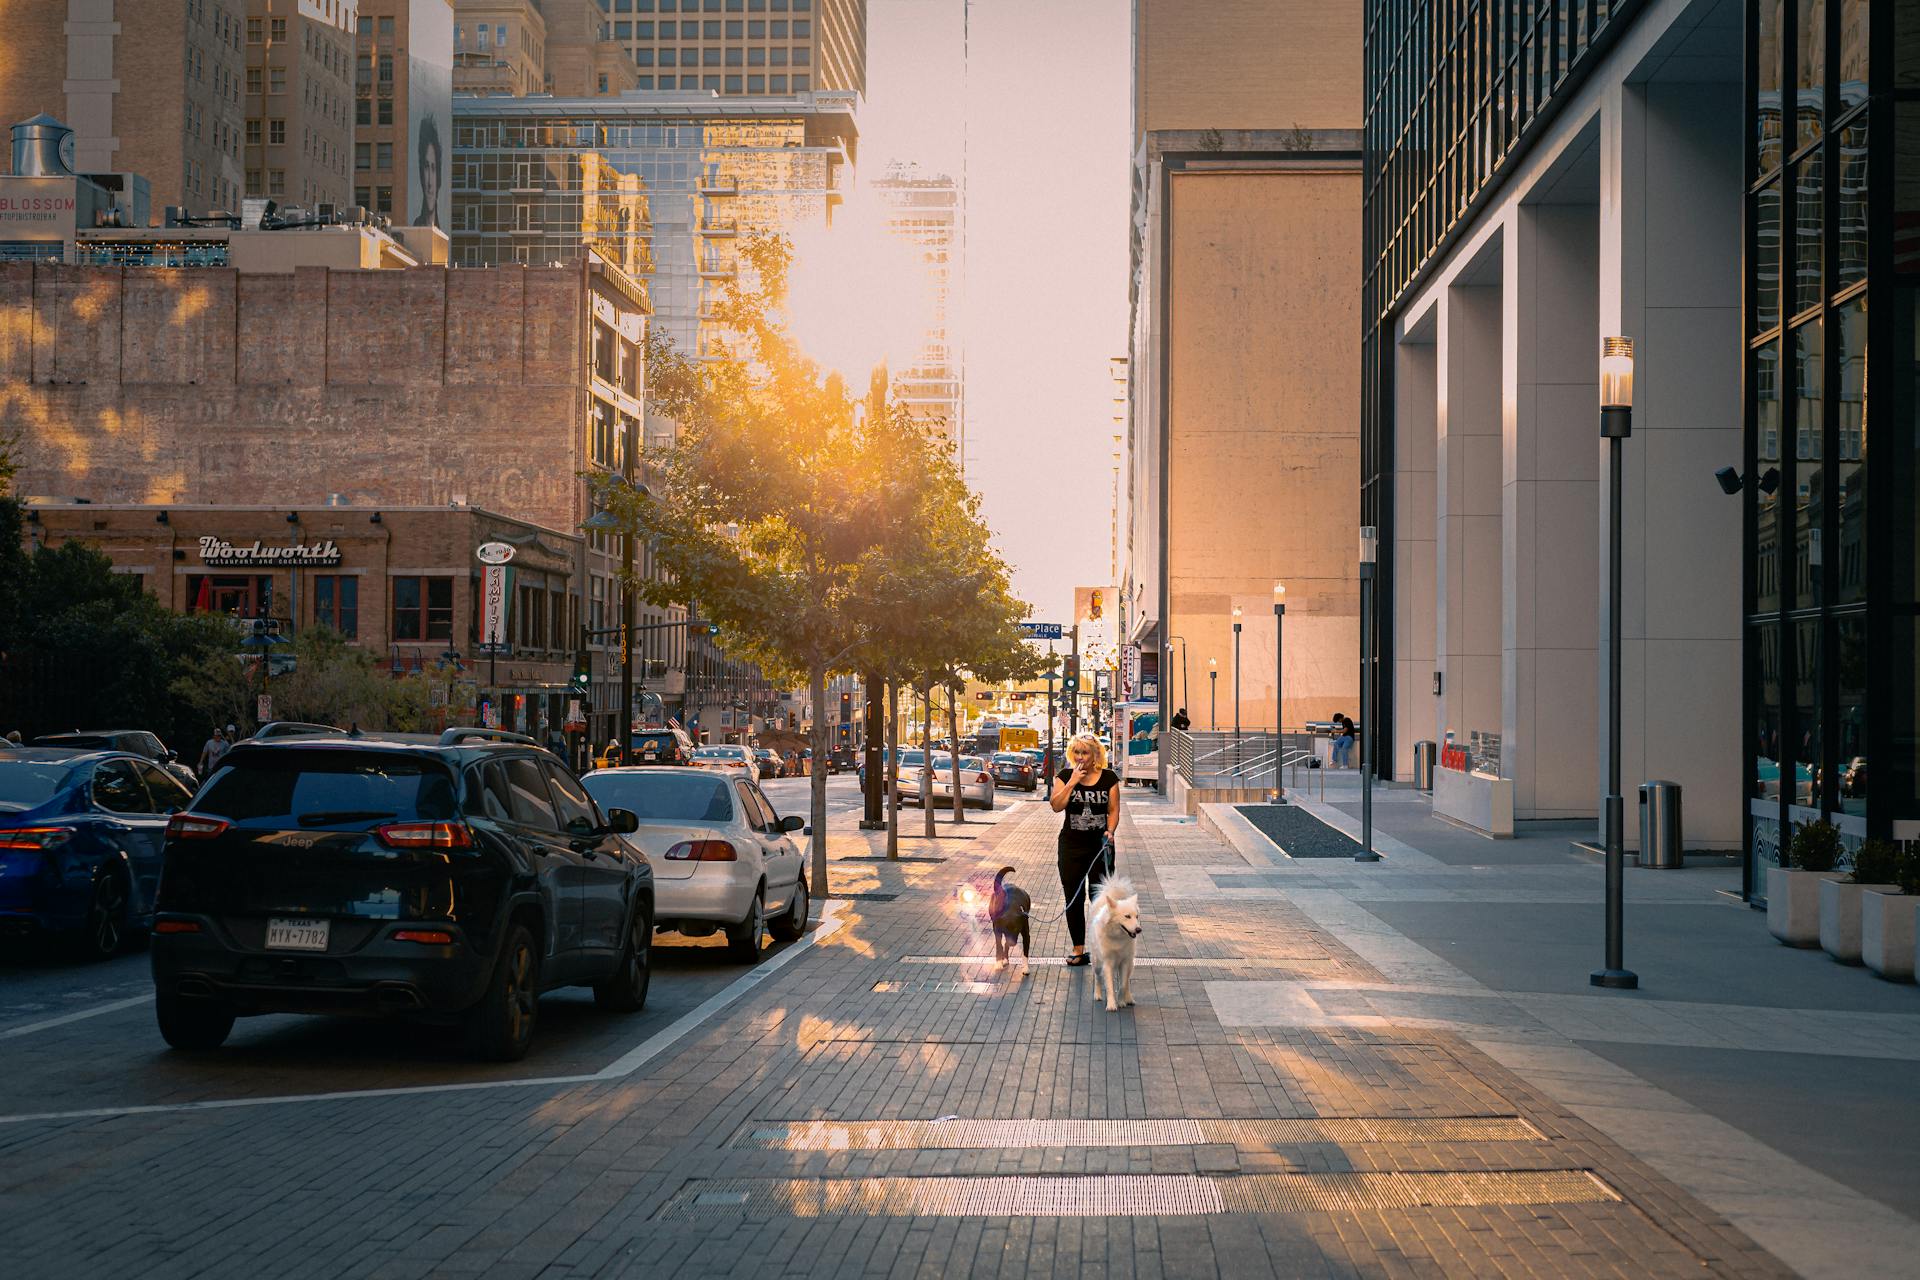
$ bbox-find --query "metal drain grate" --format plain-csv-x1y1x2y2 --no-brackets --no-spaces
733,1116,1544,1151
836,856,947,863
825,892,900,902
871,980,1000,994
657,1170,1617,1220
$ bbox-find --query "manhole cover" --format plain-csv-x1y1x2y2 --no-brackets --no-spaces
732,1116,1544,1151
656,1170,1616,1220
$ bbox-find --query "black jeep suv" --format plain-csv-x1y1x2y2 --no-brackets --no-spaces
150,733,654,1061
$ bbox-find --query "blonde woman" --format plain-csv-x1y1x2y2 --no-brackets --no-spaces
1049,732,1120,965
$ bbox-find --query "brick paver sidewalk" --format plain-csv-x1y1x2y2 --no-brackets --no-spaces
0,794,1794,1278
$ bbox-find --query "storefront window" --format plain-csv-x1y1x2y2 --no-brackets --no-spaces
313,575,359,639
1752,623,1784,800
1757,0,1784,175
1835,613,1867,815
1756,339,1784,614
1793,615,1821,806
1796,0,1826,152
1793,153,1823,316
394,577,453,642
188,574,272,618
1793,321,1824,609
1836,298,1867,605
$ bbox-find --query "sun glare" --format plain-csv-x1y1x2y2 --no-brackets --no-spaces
781,183,935,383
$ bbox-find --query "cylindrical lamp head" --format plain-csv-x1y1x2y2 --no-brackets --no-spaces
1599,337,1634,410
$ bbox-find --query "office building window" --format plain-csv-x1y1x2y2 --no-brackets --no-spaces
355,185,370,208
682,20,699,36
355,142,371,169
769,74,785,92
270,16,286,40
636,48,654,66
638,21,654,37
702,47,720,65
358,15,372,36
598,74,610,92
379,98,393,125
658,48,676,66
376,185,392,212
749,20,765,37
791,47,808,65
380,16,394,37
791,73,807,91
726,46,742,65
747,74,765,93
726,20,742,36
793,19,809,36
637,74,653,89
376,142,392,170
313,576,358,638
704,20,721,37
770,47,786,65
247,119,263,146
703,75,721,91
269,67,286,92
379,55,393,81
268,118,285,144
393,577,453,642
246,168,262,194
356,97,370,125
725,75,742,92
268,169,285,194
748,47,765,65
681,75,698,88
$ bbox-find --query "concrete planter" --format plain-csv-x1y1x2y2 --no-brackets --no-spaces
1861,891,1918,982
1820,878,1900,965
1767,867,1846,947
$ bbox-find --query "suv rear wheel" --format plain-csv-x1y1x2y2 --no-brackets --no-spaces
467,922,540,1061
725,888,765,963
156,991,234,1051
594,905,652,1012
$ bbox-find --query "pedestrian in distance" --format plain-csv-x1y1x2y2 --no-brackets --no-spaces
197,726,229,777
1331,714,1356,768
1170,707,1191,731
1050,732,1120,967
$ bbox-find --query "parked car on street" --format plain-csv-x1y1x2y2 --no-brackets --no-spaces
148,735,654,1060
582,767,807,962
690,744,759,783
31,730,199,792
0,748,195,958
754,747,786,779
990,752,1039,792
895,752,997,810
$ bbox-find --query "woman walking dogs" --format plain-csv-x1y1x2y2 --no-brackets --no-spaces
1051,733,1121,966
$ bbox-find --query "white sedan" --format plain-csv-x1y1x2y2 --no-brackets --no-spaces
582,767,807,962
690,743,759,783
897,752,997,810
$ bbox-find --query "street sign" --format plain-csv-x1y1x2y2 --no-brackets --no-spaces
481,564,509,649
1019,622,1064,639
256,694,272,722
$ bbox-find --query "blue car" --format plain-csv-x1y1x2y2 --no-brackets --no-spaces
0,748,196,959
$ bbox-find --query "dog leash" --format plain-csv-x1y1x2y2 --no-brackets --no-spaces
1026,835,1116,924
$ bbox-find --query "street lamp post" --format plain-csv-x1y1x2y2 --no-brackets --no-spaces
1208,659,1217,731
1593,337,1639,989
1273,583,1286,801
1231,606,1243,750
1356,529,1380,862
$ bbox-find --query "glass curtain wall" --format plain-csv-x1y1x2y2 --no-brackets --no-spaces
1361,1,1638,775
1746,0,1916,890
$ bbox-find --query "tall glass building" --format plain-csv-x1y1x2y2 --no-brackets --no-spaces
449,91,855,354
1361,0,1917,883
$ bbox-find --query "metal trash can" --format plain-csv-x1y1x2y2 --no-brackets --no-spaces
1413,740,1437,791
1638,780,1683,868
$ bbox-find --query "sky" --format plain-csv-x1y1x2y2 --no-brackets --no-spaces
856,0,1131,625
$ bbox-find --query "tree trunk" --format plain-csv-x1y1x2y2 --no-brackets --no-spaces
885,677,900,859
921,678,935,839
947,681,965,825
809,663,830,897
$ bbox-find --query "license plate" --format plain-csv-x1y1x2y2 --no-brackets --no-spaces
266,917,330,952
642,751,657,760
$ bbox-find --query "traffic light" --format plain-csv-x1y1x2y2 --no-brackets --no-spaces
1062,655,1080,693
570,626,592,694
839,690,852,721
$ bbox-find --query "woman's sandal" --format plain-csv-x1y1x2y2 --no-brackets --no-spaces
1066,954,1090,967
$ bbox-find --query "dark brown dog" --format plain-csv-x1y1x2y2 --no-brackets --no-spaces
990,866,1031,966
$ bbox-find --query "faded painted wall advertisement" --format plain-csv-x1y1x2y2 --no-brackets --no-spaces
408,0,455,230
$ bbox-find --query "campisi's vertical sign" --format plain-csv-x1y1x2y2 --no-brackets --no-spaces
476,541,515,650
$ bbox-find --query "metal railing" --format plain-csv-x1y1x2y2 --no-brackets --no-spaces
1169,729,1327,798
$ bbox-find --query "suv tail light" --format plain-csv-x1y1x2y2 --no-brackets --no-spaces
376,822,474,850
393,928,455,945
0,826,75,850
664,839,737,861
165,813,230,841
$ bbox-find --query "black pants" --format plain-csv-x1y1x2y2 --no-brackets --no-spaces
1058,836,1113,948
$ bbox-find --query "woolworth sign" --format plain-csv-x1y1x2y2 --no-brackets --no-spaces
197,536,343,568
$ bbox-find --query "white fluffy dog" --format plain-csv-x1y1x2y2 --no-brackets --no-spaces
1088,875,1142,1012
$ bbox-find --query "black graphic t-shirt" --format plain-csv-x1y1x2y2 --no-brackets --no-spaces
1056,767,1119,853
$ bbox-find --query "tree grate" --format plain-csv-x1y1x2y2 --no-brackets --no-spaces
657,1170,1617,1220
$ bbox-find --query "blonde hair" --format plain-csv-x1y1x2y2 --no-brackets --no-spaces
1066,732,1107,772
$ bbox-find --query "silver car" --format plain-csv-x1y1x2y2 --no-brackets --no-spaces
690,743,760,784
897,752,996,810
582,767,808,962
